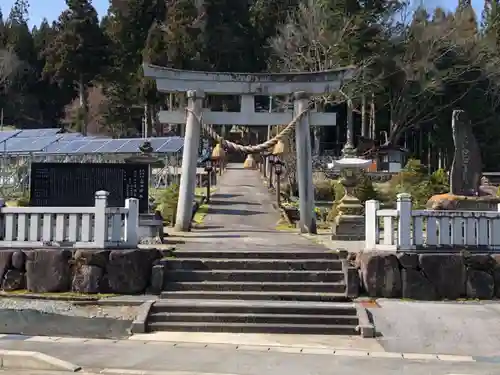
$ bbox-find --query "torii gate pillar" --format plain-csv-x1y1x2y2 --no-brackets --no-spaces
294,92,316,233
175,90,204,231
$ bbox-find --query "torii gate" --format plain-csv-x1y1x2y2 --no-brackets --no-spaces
143,64,354,234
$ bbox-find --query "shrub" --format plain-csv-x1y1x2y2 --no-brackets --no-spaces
389,158,428,189
332,171,377,203
16,195,29,207
314,179,335,201
388,160,449,208
326,172,377,221
353,171,378,203
155,185,180,225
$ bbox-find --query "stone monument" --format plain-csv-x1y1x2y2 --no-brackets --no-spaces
427,109,500,211
449,109,481,196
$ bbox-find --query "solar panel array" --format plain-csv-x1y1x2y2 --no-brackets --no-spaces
0,128,184,154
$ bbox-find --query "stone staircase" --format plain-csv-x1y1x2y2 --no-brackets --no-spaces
148,250,363,335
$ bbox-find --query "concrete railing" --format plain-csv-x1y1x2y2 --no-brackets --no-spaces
0,191,139,249
365,193,500,251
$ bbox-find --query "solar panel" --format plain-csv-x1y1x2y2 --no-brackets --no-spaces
57,133,84,140
56,139,92,153
114,139,144,153
73,140,112,153
41,141,71,153
1,136,185,154
157,137,184,154
5,136,59,152
97,139,130,153
147,137,173,151
157,137,184,153
16,128,62,138
0,130,21,144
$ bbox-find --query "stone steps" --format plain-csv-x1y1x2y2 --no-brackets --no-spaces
149,312,358,325
160,290,348,302
147,321,358,335
166,270,346,283
163,258,343,271
151,249,359,335
166,281,347,293
167,250,345,259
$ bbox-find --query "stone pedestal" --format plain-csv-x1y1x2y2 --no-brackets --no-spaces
332,214,365,240
331,167,365,241
426,193,500,211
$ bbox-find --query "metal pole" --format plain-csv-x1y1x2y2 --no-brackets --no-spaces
206,171,211,203
276,172,281,206
266,96,272,176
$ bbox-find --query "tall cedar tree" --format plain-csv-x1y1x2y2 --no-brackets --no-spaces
42,0,108,134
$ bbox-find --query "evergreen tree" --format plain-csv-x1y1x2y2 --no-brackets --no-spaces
42,0,108,134
203,0,257,72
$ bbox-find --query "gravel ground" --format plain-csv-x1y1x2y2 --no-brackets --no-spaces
0,298,139,339
0,298,139,319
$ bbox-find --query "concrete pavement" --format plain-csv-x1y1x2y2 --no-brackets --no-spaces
167,164,340,250
1,335,500,375
367,299,500,357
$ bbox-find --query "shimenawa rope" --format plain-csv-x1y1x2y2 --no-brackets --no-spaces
185,107,310,154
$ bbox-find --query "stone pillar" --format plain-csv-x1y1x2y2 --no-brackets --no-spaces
175,89,204,231
294,91,316,234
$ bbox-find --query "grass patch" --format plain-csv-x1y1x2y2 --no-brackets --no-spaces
193,203,209,224
275,223,296,231
1,290,118,299
195,187,216,197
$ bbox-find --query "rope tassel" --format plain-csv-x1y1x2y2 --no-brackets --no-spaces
243,154,257,169
211,143,225,160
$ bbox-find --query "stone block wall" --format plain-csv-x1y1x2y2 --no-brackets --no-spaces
350,251,500,300
0,248,165,294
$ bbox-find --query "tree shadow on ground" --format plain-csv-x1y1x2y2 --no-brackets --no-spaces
206,207,264,216
196,227,279,234
181,234,248,239
163,239,186,245
211,193,242,199
208,200,260,206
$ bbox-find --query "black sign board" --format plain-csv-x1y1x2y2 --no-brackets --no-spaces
30,163,149,213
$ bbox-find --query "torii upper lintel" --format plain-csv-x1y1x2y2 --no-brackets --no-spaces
142,63,356,95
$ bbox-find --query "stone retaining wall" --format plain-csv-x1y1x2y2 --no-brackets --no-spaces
350,251,500,300
0,248,166,294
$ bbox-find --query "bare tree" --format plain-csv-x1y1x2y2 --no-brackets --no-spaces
271,0,500,151
379,10,500,146
0,49,20,93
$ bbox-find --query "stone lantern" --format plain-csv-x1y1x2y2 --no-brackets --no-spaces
328,144,372,240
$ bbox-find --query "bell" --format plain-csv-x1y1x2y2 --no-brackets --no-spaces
243,154,257,169
211,143,226,161
272,139,285,155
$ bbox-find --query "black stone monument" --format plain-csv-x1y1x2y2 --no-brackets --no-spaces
30,162,149,213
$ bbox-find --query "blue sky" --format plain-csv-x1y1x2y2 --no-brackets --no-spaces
0,0,487,28
0,0,109,28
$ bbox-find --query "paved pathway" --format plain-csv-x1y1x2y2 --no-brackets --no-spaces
0,336,500,375
171,164,329,251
